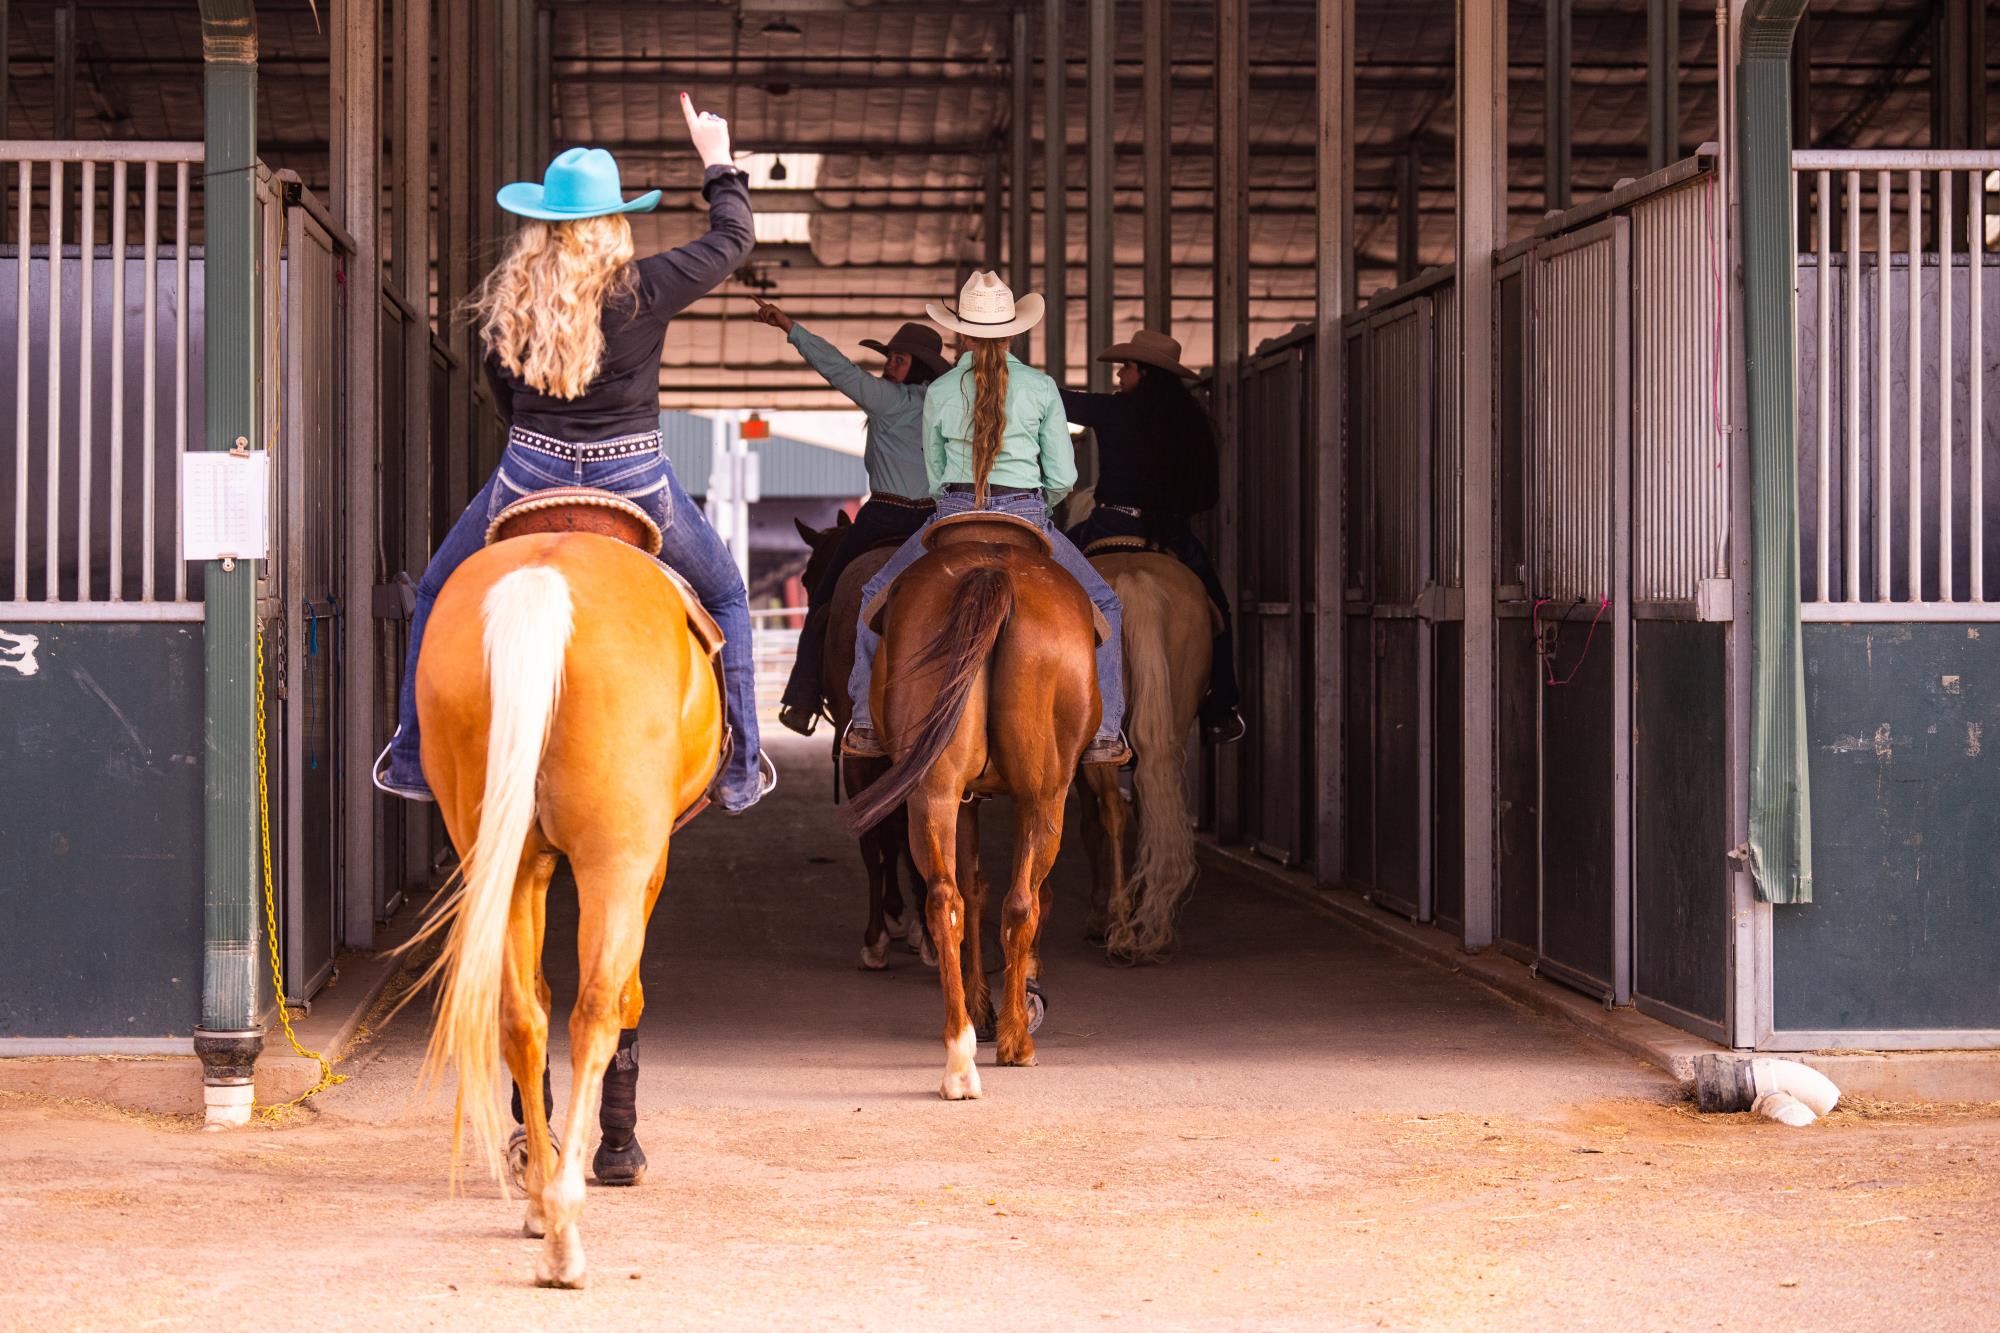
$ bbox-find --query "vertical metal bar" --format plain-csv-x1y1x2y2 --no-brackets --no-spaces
175,162,189,602
1939,169,1954,600
1875,171,1890,600
109,160,125,600
1907,170,1922,601
141,161,158,602
1458,0,1503,949
0,0,10,141
54,1,76,138
1212,0,1248,841
1142,0,1171,333
534,5,553,168
77,160,93,602
1313,0,1352,885
1009,7,1032,304
401,0,438,905
1974,166,1987,601
334,0,384,950
11,160,23,602
1544,0,1571,212
1814,170,1829,600
1647,0,1680,172
1042,0,1068,383
1086,0,1113,391
442,0,473,514
1844,170,1860,601
983,156,1003,273
44,159,63,602
1397,148,1420,284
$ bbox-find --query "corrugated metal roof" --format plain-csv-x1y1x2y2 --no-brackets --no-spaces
658,412,868,500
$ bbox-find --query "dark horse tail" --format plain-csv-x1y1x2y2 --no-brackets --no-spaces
841,564,1015,835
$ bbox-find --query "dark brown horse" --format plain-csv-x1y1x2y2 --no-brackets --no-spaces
794,515,933,970
842,515,1103,1097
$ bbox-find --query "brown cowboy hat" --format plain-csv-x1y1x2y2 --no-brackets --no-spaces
1096,328,1198,379
860,322,953,379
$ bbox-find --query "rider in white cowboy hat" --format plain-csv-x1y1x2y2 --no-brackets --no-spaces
379,95,776,816
1061,328,1245,744
751,299,952,736
840,271,1131,766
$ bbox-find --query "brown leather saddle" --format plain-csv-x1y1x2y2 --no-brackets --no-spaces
485,485,728,829
1080,533,1163,558
864,510,1110,644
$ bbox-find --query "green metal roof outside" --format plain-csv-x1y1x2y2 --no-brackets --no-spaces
658,411,868,500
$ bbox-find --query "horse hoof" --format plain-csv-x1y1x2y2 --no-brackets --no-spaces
591,1135,647,1188
1025,979,1048,1035
883,910,906,939
997,1046,1038,1069
507,1127,561,1194
522,1212,547,1240
940,1070,984,1100
917,933,939,968
860,939,889,970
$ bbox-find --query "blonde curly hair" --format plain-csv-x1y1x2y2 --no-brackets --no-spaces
466,214,637,400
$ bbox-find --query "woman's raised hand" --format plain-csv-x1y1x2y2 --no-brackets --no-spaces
681,93,734,169
751,298,794,334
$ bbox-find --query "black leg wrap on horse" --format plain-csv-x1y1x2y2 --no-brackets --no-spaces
511,1065,554,1127
592,1028,647,1187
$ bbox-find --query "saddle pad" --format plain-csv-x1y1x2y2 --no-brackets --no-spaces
654,562,727,661
920,510,1054,557
486,486,664,556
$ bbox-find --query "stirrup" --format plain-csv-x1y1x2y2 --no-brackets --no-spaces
721,750,779,816
1080,731,1133,767
1202,709,1247,746
842,722,887,759
778,702,820,737
372,735,435,803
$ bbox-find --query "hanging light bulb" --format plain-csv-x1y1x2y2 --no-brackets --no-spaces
760,15,803,37
769,156,789,183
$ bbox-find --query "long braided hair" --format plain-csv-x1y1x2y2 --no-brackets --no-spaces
965,336,1010,506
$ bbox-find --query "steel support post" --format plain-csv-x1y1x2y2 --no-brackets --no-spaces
1142,0,1171,332
54,0,76,138
535,4,554,167
194,0,263,1127
984,155,1004,272
0,0,10,140
1086,0,1114,389
1544,0,1570,212
332,0,382,950
499,0,521,185
1212,0,1248,842
1456,0,1505,950
398,0,434,903
1042,0,1068,383
1009,7,1032,303
1312,0,1353,885
1397,146,1420,283
1647,0,1681,171
440,0,472,513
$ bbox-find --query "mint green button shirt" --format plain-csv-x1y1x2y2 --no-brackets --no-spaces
922,353,1077,513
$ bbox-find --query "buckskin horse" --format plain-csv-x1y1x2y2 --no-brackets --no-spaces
842,512,1105,1098
408,489,723,1288
1074,547,1215,961
794,514,934,970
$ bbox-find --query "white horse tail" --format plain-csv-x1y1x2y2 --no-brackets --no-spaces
420,565,574,1189
1109,571,1199,960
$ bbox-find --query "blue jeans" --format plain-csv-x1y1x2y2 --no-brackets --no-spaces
847,489,1124,741
387,440,764,810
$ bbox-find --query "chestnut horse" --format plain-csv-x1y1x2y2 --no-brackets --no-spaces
411,528,722,1288
794,515,932,969
842,517,1103,1098
1074,551,1214,961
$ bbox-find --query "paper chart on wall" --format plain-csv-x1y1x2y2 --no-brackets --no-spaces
180,451,271,562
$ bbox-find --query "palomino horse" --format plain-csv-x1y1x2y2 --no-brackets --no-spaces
842,514,1103,1098
411,497,722,1289
1074,549,1215,961
794,515,933,970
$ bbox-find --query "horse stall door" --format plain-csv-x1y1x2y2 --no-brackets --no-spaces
1494,263,1541,959
1366,299,1434,921
1242,341,1309,864
1430,281,1465,934
1341,324,1377,892
1525,221,1633,1004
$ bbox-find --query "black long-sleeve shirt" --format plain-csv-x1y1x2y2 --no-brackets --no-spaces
1059,387,1219,522
484,164,753,441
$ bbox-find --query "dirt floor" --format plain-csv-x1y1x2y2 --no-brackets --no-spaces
4,731,1998,1330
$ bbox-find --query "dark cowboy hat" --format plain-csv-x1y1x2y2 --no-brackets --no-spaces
860,322,953,379
1096,328,1198,379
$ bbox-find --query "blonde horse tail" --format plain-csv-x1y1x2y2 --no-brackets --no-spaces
1107,573,1199,960
421,565,574,1190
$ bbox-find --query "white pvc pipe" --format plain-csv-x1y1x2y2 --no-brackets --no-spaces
1750,1056,1842,1122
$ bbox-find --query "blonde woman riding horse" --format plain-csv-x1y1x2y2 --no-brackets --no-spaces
393,100,769,1288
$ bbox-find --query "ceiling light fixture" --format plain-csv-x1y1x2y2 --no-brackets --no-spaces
769,156,789,182
760,16,804,38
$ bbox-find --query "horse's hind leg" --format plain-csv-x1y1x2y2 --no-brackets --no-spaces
910,790,979,1100
958,805,993,1039
997,795,1066,1068
859,828,893,970
1076,765,1129,947
500,851,559,1237
537,855,655,1289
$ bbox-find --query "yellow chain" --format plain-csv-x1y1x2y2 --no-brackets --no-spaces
255,623,346,1118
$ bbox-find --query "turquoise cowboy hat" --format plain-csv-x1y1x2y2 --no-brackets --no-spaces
497,147,661,221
